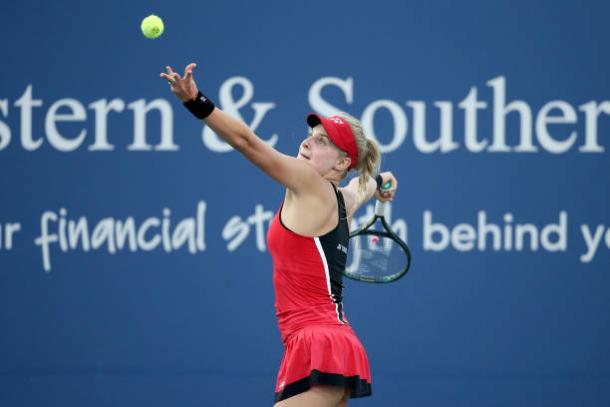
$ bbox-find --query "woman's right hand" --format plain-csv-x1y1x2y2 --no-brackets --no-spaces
374,171,398,202
159,63,199,102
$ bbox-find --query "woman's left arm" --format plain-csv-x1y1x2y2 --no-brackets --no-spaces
340,171,398,218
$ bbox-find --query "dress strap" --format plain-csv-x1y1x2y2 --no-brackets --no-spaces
330,182,347,220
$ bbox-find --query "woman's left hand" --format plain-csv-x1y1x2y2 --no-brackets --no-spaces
159,63,199,102
374,171,398,202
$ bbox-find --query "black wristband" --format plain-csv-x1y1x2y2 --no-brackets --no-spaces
375,174,383,190
183,91,215,119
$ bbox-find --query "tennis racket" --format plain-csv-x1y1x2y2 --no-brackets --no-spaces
344,182,412,283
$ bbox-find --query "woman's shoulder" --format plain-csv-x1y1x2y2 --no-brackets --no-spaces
282,183,340,236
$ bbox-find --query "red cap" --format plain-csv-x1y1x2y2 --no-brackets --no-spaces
306,113,359,170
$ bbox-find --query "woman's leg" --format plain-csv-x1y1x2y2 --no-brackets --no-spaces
336,389,351,407
274,385,345,407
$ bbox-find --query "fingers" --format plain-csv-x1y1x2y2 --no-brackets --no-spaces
184,63,197,78
387,181,397,200
165,66,182,81
159,71,181,87
162,63,198,83
380,186,396,201
159,72,174,85
375,189,391,202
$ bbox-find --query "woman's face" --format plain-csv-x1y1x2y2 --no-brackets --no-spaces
297,125,348,175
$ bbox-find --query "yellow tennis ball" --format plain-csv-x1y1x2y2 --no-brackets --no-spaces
141,15,164,39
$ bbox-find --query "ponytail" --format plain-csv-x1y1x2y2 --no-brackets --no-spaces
335,112,382,193
357,138,380,193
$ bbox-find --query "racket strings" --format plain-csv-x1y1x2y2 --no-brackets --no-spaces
346,233,408,280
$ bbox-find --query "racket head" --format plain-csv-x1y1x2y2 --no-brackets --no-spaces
345,217,411,283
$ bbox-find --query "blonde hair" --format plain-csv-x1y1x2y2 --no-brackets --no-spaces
335,112,381,193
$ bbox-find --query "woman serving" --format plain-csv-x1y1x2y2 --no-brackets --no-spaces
161,63,397,407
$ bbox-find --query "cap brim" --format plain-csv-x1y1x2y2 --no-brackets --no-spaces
306,112,342,148
306,113,323,128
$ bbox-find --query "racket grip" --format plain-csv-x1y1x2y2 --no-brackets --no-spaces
375,200,388,217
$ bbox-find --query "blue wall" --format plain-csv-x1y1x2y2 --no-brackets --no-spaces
1,0,609,405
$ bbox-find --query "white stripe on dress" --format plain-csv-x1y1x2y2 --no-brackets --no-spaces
313,237,344,324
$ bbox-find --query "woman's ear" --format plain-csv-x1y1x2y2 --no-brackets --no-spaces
334,156,352,172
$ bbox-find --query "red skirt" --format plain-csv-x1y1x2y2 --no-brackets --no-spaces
274,324,372,403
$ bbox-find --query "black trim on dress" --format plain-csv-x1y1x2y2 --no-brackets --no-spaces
274,369,372,403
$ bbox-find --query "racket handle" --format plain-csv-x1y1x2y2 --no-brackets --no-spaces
375,179,392,216
375,200,388,217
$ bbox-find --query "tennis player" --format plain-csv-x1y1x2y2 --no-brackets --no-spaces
161,63,398,406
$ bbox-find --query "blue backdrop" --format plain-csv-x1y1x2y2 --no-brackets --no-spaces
1,0,609,405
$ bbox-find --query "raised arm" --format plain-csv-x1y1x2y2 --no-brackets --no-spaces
160,63,324,195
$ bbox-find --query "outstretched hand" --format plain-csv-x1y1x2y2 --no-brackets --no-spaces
375,171,398,202
160,63,199,102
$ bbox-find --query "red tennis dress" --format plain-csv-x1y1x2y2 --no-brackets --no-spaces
266,184,372,403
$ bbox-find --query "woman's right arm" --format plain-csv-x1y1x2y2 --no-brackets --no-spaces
161,63,326,197
204,108,324,194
